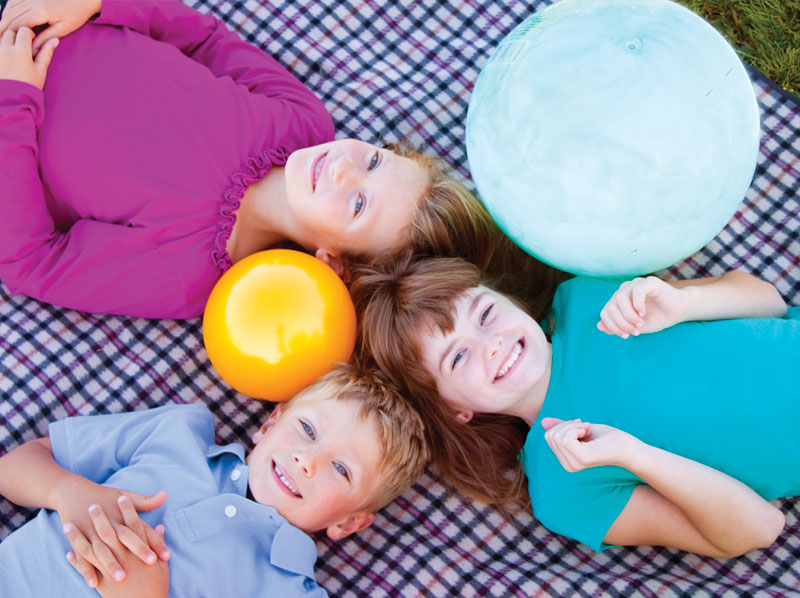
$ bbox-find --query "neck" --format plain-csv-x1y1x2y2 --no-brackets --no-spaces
509,341,552,427
227,166,299,263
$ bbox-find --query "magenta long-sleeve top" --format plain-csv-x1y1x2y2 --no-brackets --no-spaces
0,0,334,318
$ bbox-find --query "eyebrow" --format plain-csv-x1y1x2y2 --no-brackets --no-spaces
436,291,486,374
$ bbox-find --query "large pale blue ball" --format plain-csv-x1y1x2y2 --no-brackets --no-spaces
466,0,760,277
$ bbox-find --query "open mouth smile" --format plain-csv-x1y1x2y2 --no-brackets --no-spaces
311,152,327,191
272,460,302,498
494,339,525,382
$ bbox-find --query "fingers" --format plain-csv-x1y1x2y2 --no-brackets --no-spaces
0,0,31,36
540,417,564,431
145,523,171,562
66,550,99,589
121,489,167,512
33,33,57,66
63,522,102,587
31,23,61,55
543,419,591,473
117,496,163,564
87,504,126,582
0,28,14,46
598,278,651,338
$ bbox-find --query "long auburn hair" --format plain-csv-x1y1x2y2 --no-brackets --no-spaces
351,255,545,507
344,143,569,320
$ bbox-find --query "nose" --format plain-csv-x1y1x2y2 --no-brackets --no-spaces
485,334,503,360
329,155,360,187
292,451,317,478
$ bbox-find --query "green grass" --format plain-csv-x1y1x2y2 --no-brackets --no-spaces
673,0,800,97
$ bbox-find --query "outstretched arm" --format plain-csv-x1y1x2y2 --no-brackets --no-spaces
542,418,785,557
0,437,170,587
598,271,787,338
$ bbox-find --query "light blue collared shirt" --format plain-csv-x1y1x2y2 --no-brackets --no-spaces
0,404,327,598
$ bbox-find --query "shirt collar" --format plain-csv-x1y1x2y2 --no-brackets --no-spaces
266,507,319,578
206,441,246,462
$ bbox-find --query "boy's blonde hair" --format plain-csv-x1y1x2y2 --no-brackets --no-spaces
286,362,429,512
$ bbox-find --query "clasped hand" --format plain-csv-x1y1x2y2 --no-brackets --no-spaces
0,0,100,52
0,0,101,88
597,276,688,338
541,417,636,472
55,478,170,592
62,498,170,598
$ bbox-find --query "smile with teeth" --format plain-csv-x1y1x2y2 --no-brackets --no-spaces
495,340,524,381
312,152,327,191
273,460,302,498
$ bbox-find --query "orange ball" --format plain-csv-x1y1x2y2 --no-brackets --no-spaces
203,249,356,401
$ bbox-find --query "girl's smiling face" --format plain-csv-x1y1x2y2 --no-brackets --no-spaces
418,286,552,424
283,139,427,260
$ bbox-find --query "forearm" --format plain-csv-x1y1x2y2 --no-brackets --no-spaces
672,271,787,322
625,441,784,555
0,437,84,510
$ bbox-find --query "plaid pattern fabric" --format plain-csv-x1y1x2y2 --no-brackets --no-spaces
1,0,799,596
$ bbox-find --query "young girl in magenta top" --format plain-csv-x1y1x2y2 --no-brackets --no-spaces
0,0,558,319
354,256,799,558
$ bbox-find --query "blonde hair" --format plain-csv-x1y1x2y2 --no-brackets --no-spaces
286,362,429,511
350,256,531,507
381,143,569,321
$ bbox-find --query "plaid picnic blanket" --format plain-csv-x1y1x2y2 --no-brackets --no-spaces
2,0,799,596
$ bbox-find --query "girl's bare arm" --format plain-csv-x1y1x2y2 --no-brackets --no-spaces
542,418,785,557
598,271,787,338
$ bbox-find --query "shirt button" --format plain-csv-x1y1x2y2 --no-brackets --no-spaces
224,505,237,518
230,469,241,482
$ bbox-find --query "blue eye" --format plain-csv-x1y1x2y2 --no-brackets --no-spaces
480,304,493,325
334,462,350,480
301,421,315,440
368,151,379,170
354,194,365,216
451,349,465,370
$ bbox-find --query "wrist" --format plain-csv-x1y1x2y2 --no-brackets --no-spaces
614,432,650,472
50,472,96,514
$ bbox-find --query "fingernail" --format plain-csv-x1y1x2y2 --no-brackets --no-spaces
63,523,74,534
114,570,124,581
88,504,99,514
161,549,171,559
146,553,156,564
88,579,97,588
117,495,127,504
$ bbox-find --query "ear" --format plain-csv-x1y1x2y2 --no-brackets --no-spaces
325,512,375,541
315,248,347,280
252,404,283,443
454,410,473,424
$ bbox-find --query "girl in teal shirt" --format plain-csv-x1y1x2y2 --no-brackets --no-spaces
354,256,799,557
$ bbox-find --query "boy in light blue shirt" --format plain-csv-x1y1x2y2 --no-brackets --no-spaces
0,364,428,597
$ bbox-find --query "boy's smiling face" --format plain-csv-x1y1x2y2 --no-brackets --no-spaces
247,398,383,539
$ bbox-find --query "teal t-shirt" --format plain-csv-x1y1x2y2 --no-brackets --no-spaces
521,277,800,552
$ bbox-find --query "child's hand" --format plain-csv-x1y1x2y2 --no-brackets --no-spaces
0,0,100,55
55,479,169,587
0,27,58,89
541,417,635,472
64,505,170,598
597,276,688,338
